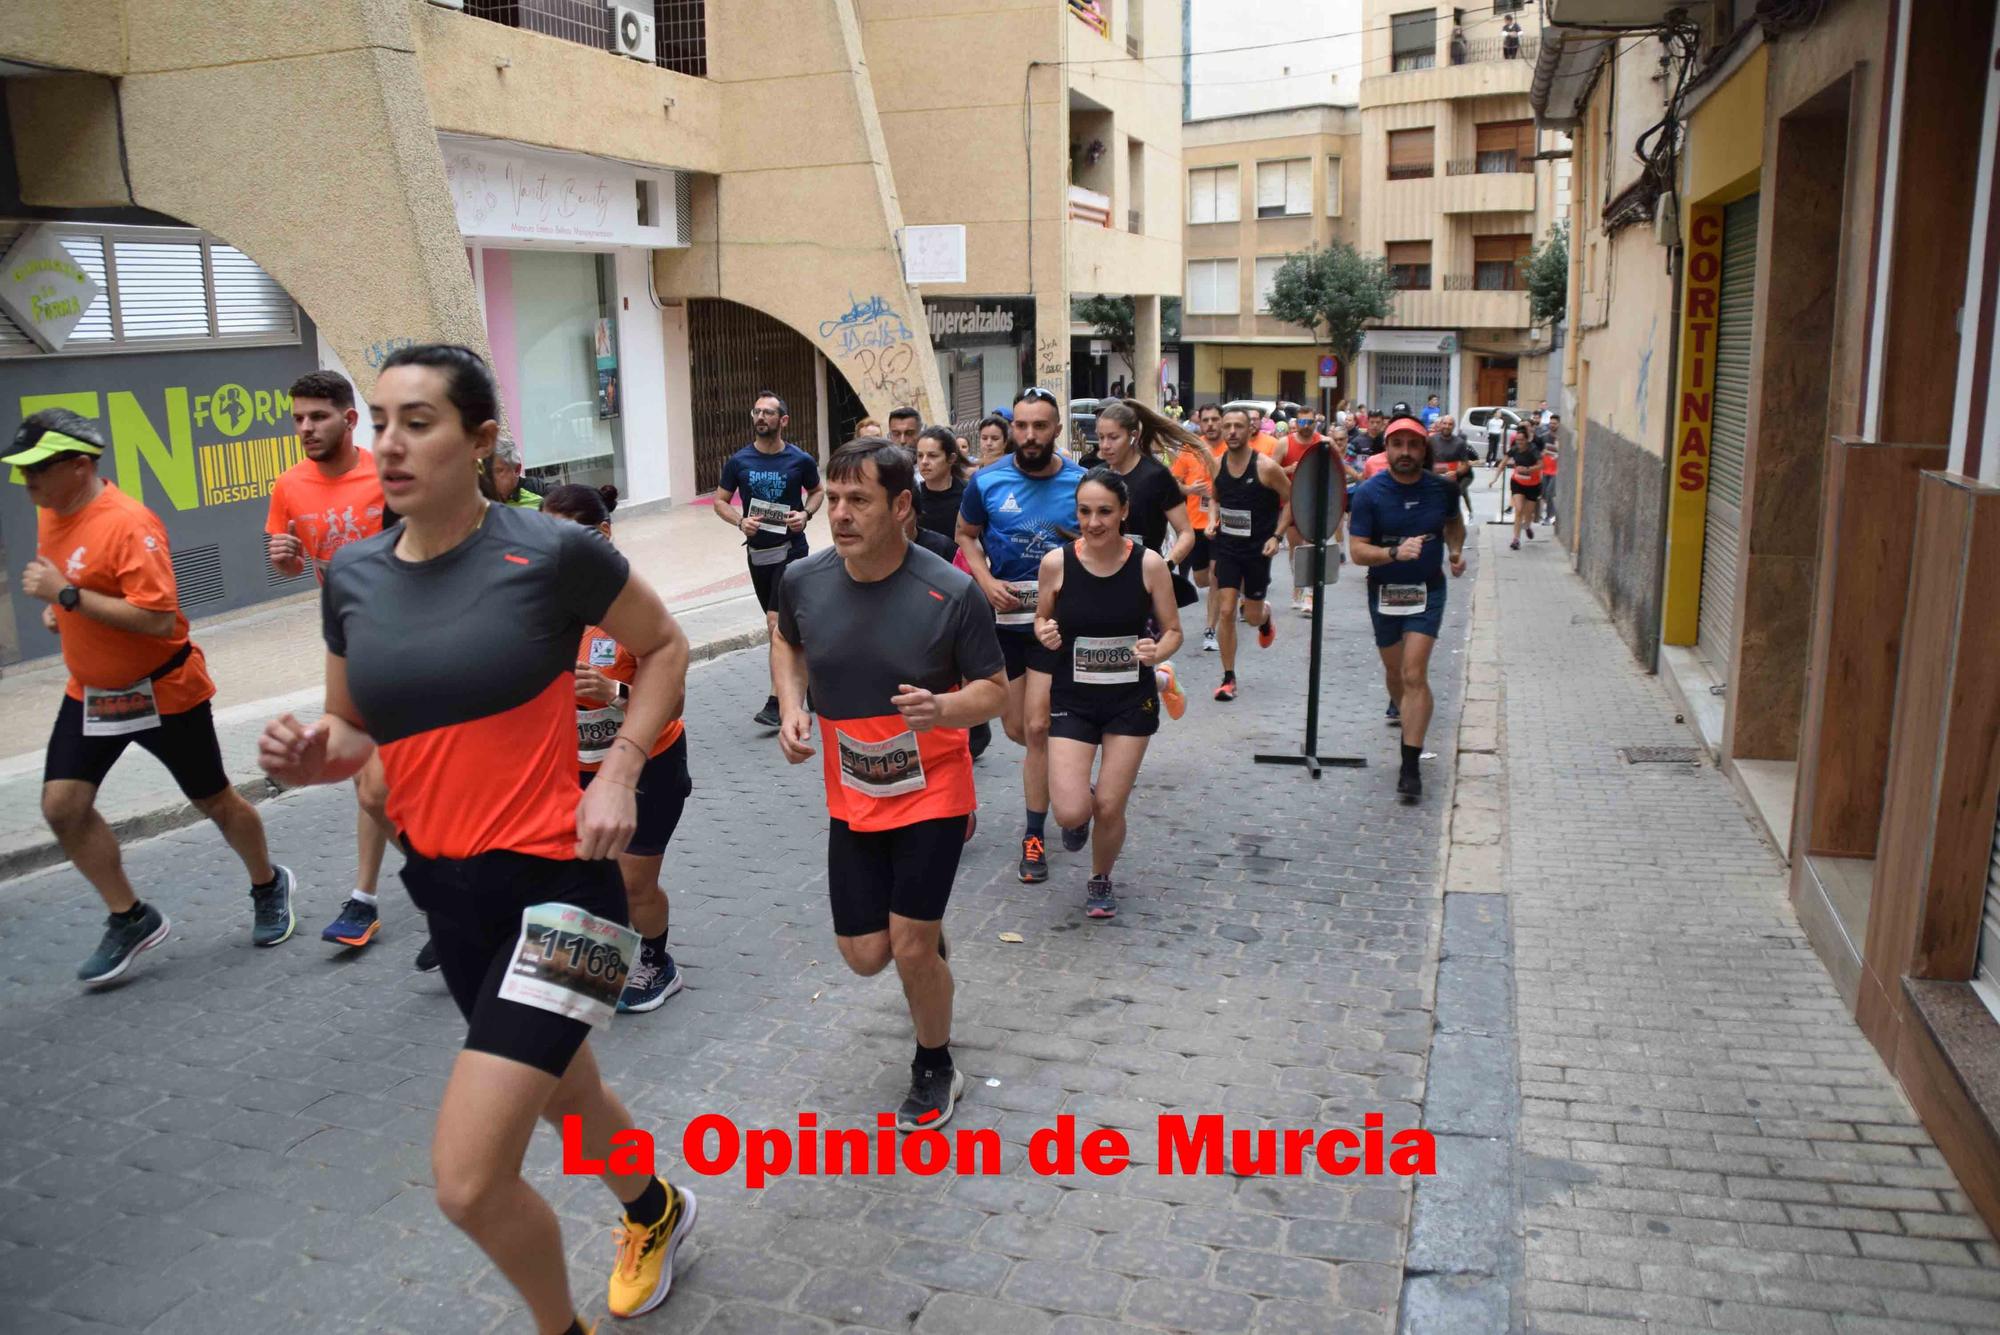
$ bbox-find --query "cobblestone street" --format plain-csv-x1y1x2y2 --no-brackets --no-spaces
0,547,1466,1335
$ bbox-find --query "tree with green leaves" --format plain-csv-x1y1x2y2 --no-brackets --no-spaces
1071,294,1183,372
1263,243,1396,391
1524,221,1569,327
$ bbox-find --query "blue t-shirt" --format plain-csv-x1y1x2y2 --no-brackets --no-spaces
1349,470,1457,587
718,442,821,552
1419,405,1442,428
959,456,1087,615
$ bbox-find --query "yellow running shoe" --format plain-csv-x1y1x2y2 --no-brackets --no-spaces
607,1184,698,1319
1156,662,1187,721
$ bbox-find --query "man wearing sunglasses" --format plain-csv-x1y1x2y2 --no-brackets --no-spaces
6,408,295,986
956,386,1086,884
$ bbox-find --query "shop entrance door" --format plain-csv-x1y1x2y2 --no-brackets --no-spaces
1477,357,1517,408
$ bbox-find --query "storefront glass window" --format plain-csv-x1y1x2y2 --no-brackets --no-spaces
481,248,624,495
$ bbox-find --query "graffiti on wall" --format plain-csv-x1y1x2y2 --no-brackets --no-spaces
365,337,417,370
820,292,921,410
1036,337,1066,400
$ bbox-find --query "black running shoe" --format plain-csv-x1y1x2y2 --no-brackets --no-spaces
414,938,440,973
968,721,992,759
1397,769,1423,799
897,1064,966,1131
77,906,170,986
1085,876,1117,920
1060,818,1090,853
752,696,781,729
1018,835,1048,884
1385,700,1401,727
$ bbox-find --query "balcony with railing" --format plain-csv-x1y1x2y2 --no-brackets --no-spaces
1362,28,1538,108
1436,166,1536,213
1449,33,1540,66
1069,185,1113,227
461,0,708,76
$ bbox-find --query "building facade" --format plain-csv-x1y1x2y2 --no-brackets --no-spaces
1537,0,2000,1232
1356,0,1560,417
0,0,1181,660
1180,105,1361,408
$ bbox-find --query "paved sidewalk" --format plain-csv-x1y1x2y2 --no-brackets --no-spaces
0,544,1468,1334
0,502,827,876
1490,535,2000,1332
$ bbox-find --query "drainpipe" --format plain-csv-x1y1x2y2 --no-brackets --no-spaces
1652,242,1683,676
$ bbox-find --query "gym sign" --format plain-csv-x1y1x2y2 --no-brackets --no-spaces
1662,204,1723,646
0,226,102,353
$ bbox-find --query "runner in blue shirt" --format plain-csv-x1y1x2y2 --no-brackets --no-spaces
1348,417,1465,803
957,386,1086,884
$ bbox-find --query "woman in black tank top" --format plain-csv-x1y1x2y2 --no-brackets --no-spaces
1027,468,1184,920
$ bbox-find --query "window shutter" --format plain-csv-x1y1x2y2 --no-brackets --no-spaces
1326,157,1342,215
1473,235,1530,262
112,239,210,339
1387,241,1431,267
1255,257,1283,313
1190,170,1216,224
211,245,295,337
1256,163,1286,211
1216,166,1239,221
1285,161,1311,215
1388,128,1434,175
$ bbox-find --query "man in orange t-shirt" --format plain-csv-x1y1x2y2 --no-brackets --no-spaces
265,371,400,955
7,408,294,986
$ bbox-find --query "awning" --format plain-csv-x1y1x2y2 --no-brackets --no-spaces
1531,27,1617,131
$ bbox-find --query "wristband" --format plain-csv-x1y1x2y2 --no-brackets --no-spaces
610,735,648,761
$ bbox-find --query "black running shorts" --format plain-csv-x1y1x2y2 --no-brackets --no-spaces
1179,532,1212,574
398,848,628,1077
827,815,968,937
1049,692,1159,744
1211,547,1272,602
579,736,691,858
749,541,808,613
44,695,230,801
1511,482,1542,503
999,630,1034,681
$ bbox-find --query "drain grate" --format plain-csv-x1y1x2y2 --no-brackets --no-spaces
1619,745,1702,764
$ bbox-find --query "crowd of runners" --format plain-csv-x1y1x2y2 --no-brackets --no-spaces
6,345,1484,1333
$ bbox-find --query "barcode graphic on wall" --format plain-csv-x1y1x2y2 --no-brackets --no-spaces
199,434,303,507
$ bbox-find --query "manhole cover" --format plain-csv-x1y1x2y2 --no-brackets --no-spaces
1618,745,1702,764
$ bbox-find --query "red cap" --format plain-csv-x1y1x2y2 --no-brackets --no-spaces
1384,417,1428,442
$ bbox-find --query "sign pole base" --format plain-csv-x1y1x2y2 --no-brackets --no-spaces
1253,747,1368,780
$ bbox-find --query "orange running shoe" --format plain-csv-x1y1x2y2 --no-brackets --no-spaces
1213,677,1237,703
1156,662,1186,720
1257,614,1276,650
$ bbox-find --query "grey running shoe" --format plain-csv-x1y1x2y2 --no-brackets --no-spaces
897,1064,966,1131
618,938,682,1014
250,866,296,947
78,905,170,986
1060,817,1090,853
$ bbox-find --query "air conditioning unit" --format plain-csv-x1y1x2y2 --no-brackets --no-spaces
610,4,654,61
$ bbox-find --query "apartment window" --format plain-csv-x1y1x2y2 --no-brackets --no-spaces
1188,166,1240,224
1387,128,1436,181
1186,258,1241,315
1326,157,1343,216
1494,0,1526,12
1474,234,1532,290
1475,120,1536,173
1254,257,1286,313
1391,9,1437,71
0,223,298,358
1255,159,1312,219
1388,241,1432,291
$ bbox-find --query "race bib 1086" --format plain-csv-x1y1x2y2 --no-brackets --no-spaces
1073,634,1140,685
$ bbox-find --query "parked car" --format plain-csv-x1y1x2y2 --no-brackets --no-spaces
1462,405,1526,454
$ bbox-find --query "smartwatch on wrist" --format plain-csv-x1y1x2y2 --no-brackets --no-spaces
57,586,80,612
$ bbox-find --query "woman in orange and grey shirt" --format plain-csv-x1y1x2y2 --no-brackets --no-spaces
258,345,695,1332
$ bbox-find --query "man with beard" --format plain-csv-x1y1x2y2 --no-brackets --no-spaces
1208,407,1291,702
266,371,400,953
1429,413,1478,521
714,390,824,728
957,386,1086,884
1348,418,1465,800
1178,402,1229,653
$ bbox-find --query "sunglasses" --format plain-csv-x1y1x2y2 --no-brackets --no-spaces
1017,387,1059,406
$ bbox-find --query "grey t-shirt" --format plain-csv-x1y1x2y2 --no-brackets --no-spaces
322,503,628,747
775,542,1004,724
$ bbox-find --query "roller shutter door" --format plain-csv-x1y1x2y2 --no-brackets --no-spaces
1696,193,1758,678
